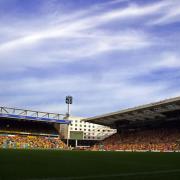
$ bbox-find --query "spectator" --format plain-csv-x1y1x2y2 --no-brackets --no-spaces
0,135,67,149
91,128,180,152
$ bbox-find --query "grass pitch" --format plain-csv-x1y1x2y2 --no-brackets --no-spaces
0,149,180,180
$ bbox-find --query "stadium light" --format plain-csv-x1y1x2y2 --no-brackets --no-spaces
65,96,73,117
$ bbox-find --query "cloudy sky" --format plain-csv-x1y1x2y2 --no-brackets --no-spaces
0,0,180,117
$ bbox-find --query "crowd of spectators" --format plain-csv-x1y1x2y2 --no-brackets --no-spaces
0,135,67,149
92,128,180,152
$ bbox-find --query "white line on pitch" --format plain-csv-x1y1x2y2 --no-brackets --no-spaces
28,169,180,180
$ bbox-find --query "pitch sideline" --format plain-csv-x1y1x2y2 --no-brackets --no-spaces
29,169,180,180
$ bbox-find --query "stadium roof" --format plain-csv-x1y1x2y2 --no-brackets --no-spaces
84,96,180,128
0,107,70,124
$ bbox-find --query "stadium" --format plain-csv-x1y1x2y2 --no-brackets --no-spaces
1,0,180,179
1,96,180,180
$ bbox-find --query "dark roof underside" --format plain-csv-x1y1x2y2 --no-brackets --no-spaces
84,96,180,128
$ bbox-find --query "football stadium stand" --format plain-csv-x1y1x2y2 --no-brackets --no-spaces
0,135,66,149
85,96,180,152
0,107,70,149
2,96,180,151
92,127,180,152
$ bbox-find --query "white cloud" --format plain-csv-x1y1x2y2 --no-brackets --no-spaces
0,0,180,117
0,76,167,116
0,30,152,71
0,0,178,57
1,51,179,116
156,53,180,68
0,0,167,56
98,1,170,22
148,0,180,25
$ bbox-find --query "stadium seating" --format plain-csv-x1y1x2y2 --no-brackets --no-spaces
92,128,180,152
0,135,67,149
0,118,67,149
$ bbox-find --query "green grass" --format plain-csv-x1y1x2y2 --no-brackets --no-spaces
0,149,180,180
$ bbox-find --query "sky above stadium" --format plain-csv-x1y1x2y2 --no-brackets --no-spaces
0,0,180,117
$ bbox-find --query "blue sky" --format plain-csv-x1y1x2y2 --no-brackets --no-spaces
0,0,180,117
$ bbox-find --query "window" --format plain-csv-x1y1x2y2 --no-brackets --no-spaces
75,128,77,130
